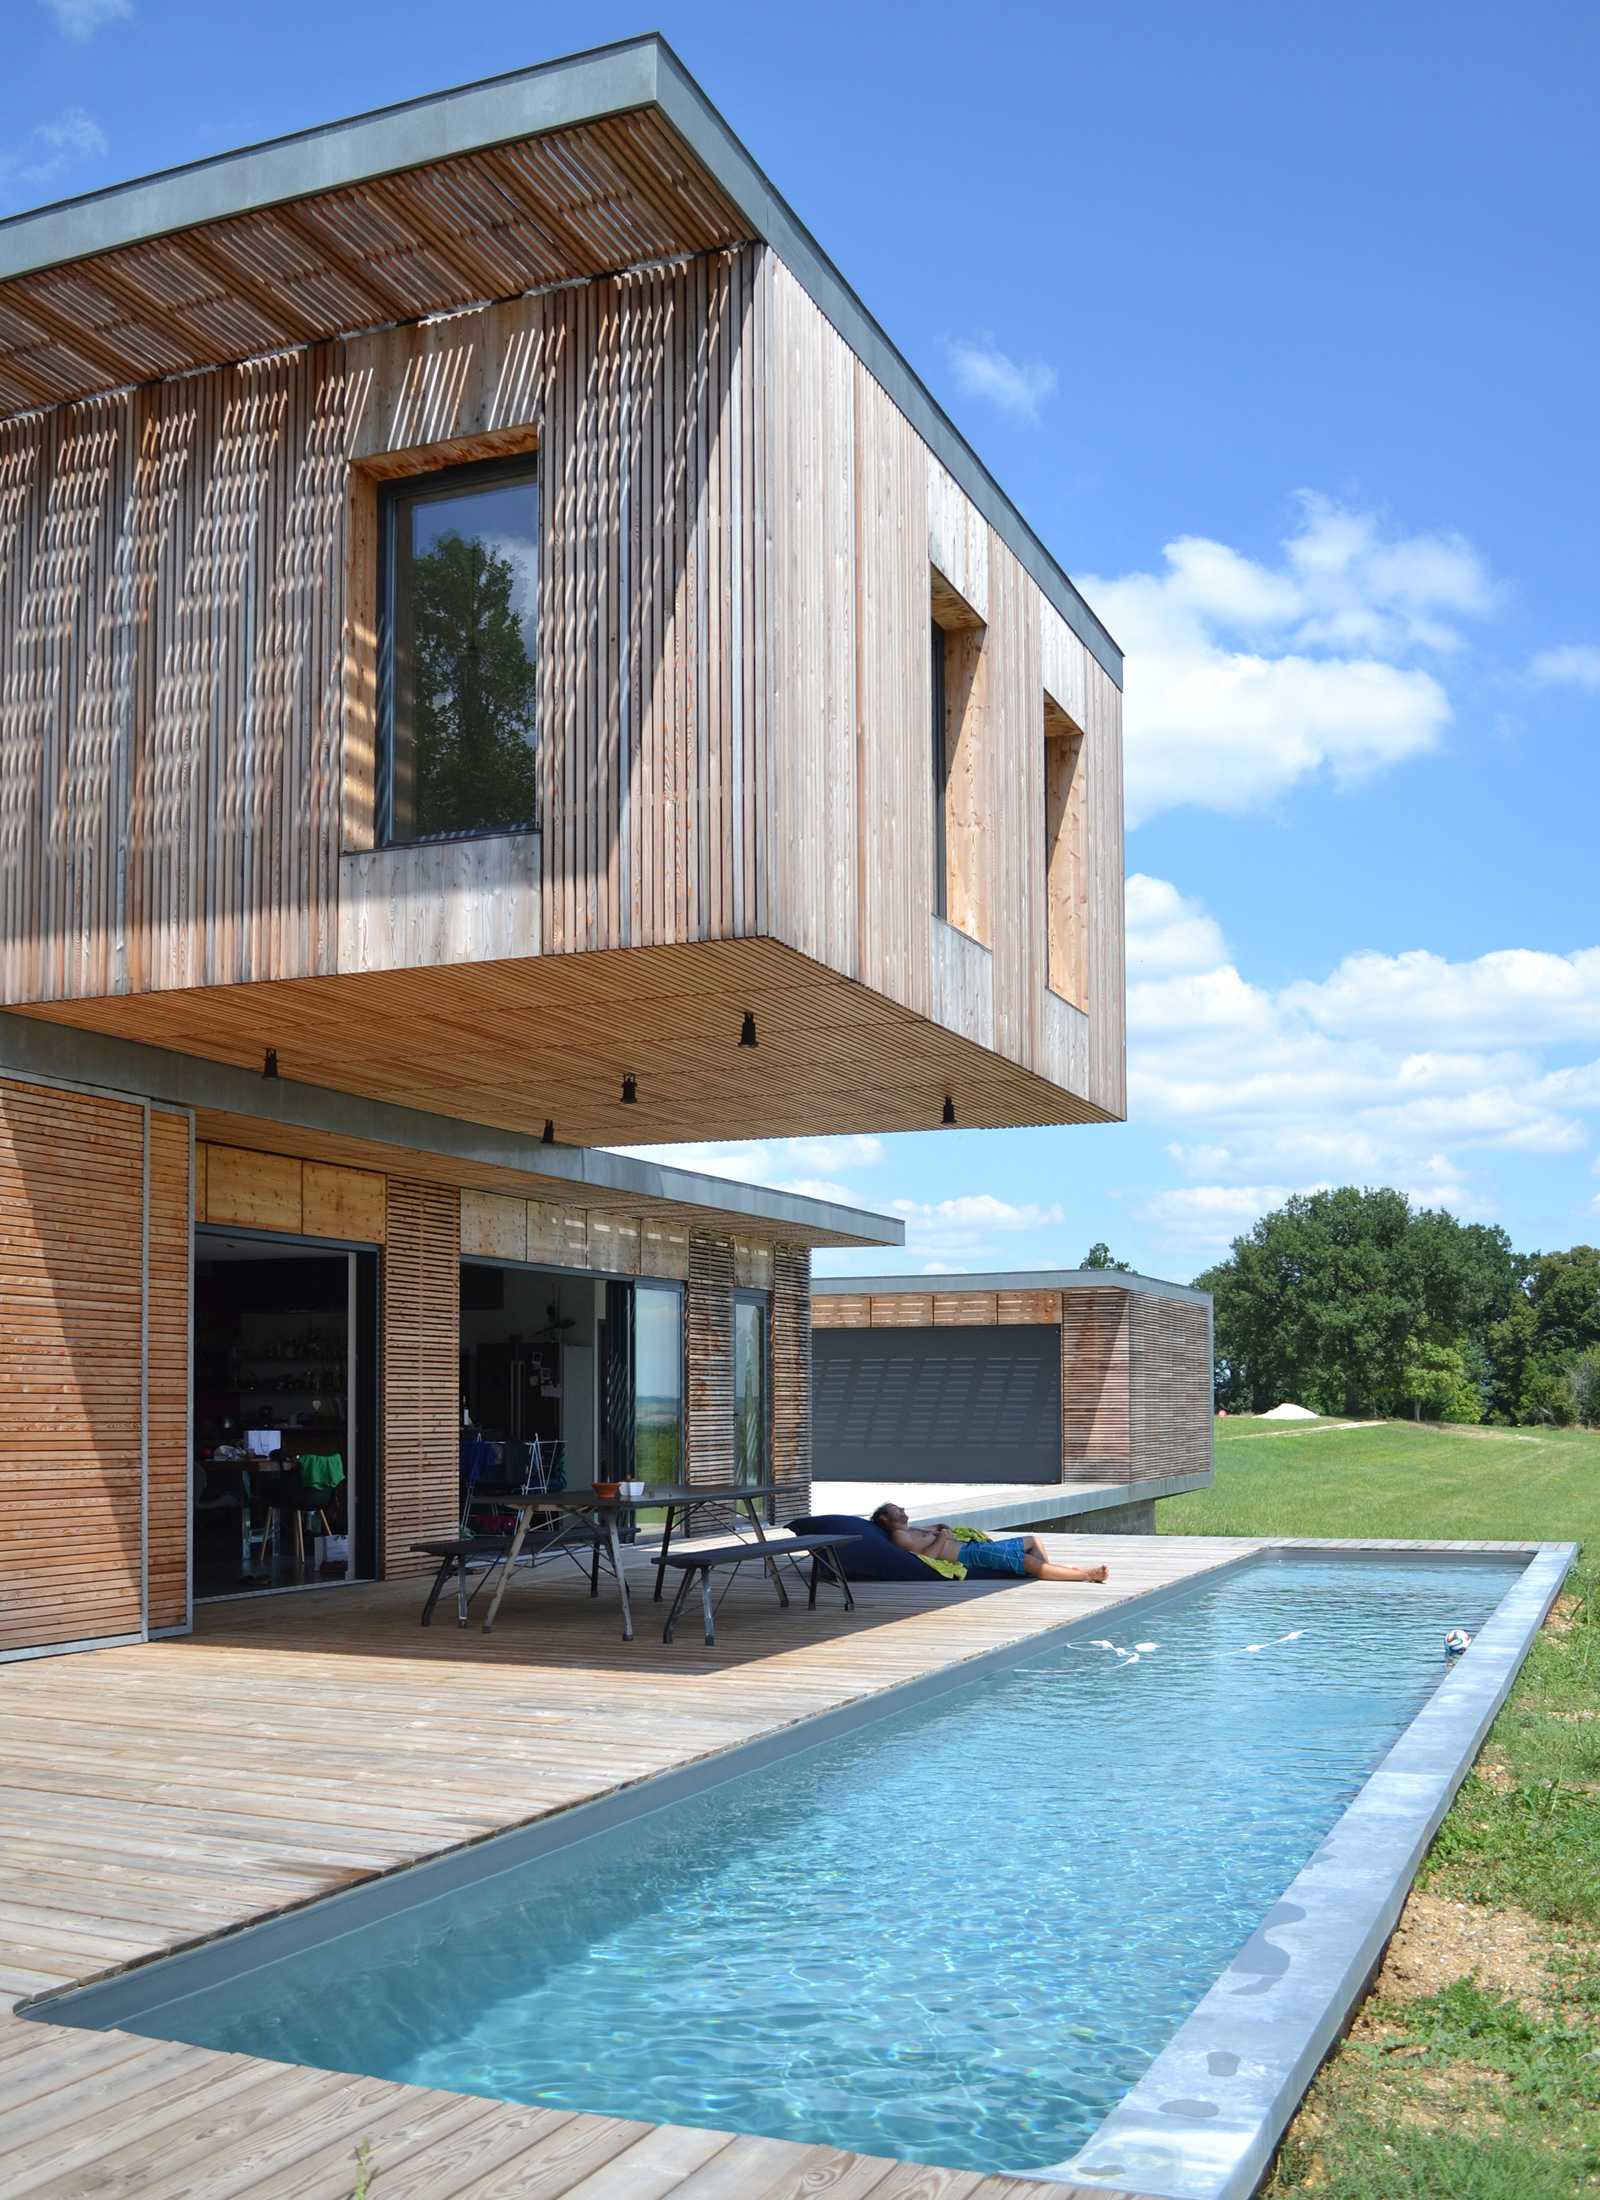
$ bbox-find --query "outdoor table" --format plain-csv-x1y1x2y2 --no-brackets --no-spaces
479,1483,781,1643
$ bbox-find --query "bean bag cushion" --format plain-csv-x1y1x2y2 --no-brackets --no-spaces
785,1512,935,1584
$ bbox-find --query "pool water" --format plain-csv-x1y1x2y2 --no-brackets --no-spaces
109,1554,1520,2174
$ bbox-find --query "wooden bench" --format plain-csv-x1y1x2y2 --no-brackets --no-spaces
660,1532,857,1645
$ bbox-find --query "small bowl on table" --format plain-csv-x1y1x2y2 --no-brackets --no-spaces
592,1480,621,1501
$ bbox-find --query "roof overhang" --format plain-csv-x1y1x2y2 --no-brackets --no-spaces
0,34,1120,682
0,1009,904,1251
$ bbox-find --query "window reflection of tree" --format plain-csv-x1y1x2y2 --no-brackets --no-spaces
408,531,538,839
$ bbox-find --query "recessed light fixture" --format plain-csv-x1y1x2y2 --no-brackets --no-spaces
941,1095,956,1126
739,1009,758,1049
262,1048,279,1080
620,1075,638,1106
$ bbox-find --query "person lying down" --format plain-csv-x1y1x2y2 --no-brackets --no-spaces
869,1502,1108,1584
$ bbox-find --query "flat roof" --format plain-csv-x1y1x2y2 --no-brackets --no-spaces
0,34,1120,684
812,1267,1211,1306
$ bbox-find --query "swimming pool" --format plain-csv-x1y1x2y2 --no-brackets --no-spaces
34,1549,1544,2186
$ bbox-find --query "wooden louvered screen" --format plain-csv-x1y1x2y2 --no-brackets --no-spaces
1130,1294,1215,1485
1060,1289,1132,1476
145,1108,192,1632
381,1177,461,1578
770,1244,811,1523
0,1077,147,1653
685,1229,735,1527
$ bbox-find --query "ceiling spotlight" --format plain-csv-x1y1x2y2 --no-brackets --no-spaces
262,1048,279,1080
941,1095,956,1126
739,1009,758,1049
541,1119,556,1145
620,1075,638,1106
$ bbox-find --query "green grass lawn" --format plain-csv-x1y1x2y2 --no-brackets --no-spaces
1165,1419,1600,2198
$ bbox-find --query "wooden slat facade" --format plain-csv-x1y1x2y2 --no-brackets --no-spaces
770,1243,811,1524
144,1108,190,1632
0,1077,178,1654
4,241,1124,1142
810,1281,1211,1493
380,1177,461,1580
685,1229,736,1512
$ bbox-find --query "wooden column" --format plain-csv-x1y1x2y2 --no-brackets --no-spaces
770,1243,812,1523
381,1178,461,1578
145,1109,192,1632
685,1229,735,1526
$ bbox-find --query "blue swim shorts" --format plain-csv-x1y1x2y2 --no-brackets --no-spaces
957,1535,1028,1578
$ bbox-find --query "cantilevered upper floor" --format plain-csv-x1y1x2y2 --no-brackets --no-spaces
0,37,1125,1147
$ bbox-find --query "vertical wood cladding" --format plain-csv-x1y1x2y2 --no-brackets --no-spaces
770,1244,811,1522
0,1077,146,1652
765,262,1125,1122
1130,1294,1215,1485
144,1108,191,1631
0,250,767,1007
381,1177,461,1579
1059,1292,1132,1474
685,1230,735,1509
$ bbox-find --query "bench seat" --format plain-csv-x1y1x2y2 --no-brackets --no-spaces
659,1531,856,1644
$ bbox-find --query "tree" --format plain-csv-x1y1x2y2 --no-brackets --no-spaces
1400,1340,1482,1423
1487,1247,1600,1422
1570,1346,1600,1428
407,532,538,839
1081,1242,1132,1272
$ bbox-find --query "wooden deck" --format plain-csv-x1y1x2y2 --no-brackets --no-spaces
0,1534,1259,2197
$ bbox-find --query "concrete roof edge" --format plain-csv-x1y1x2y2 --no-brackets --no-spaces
0,1010,905,1248
811,1266,1211,1305
0,33,1122,687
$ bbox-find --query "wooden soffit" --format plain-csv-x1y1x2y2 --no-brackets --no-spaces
0,78,748,420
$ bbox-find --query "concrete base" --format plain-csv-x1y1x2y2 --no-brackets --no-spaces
813,1476,1207,1538
1027,1498,1157,1535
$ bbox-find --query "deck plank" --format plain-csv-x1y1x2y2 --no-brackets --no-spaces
0,1536,1249,2197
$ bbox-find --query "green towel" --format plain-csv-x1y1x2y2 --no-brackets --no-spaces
916,1524,990,1581
296,1452,345,1492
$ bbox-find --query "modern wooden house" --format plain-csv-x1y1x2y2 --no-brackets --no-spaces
812,1270,1213,1532
0,38,1129,1659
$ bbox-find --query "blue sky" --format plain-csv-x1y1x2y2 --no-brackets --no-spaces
9,0,1598,1281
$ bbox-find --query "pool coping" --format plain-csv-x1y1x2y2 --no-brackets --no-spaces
20,1538,1574,2199
1035,1537,1577,2200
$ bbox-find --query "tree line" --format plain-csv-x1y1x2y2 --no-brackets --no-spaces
1195,1187,1600,1426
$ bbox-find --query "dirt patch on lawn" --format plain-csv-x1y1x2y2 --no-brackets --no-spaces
1543,1591,1584,1636
1376,1889,1553,2010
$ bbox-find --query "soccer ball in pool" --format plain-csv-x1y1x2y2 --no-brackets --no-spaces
1444,1629,1472,1657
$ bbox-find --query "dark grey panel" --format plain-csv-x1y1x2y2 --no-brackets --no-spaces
812,1325,1061,1484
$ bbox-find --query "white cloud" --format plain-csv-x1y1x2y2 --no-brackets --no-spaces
890,1191,1066,1269
43,0,131,39
944,335,1057,423
1083,494,1496,826
1126,874,1600,1252
1,108,107,195
1529,644,1600,690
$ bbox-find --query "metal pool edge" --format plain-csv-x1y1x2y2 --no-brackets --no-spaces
1037,1539,1576,2200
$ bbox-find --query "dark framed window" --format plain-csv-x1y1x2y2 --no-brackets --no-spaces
734,1291,770,1486
930,618,949,919
635,1281,684,1485
379,455,540,846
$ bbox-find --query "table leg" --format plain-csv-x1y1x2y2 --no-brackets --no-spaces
482,1511,532,1633
604,1510,634,1643
700,1569,717,1647
742,1494,789,1607
653,1505,676,1601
